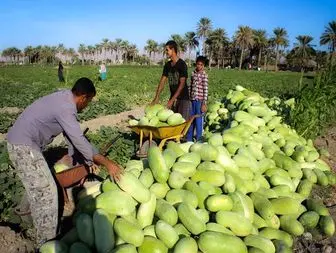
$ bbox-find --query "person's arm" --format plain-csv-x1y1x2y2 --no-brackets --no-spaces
93,154,122,181
57,109,122,180
201,73,209,113
63,132,75,159
151,75,167,105
167,77,186,109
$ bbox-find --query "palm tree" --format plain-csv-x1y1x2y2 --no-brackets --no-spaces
320,20,336,56
234,26,254,70
264,39,276,72
50,46,57,64
24,46,34,64
109,41,117,63
87,45,94,64
120,40,130,63
184,31,199,66
272,27,289,71
9,47,22,63
315,50,328,69
101,38,110,62
292,35,315,85
78,44,86,65
206,28,228,69
67,48,76,64
197,17,212,55
170,34,186,57
57,43,66,62
253,29,268,67
144,39,159,64
126,44,138,63
94,43,102,63
115,38,123,63
292,35,315,70
158,42,166,64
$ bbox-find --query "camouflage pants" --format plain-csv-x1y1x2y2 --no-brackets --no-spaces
7,143,58,247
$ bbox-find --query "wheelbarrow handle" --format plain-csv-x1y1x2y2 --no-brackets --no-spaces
101,134,122,156
83,127,120,157
186,114,204,124
182,114,204,136
83,127,89,135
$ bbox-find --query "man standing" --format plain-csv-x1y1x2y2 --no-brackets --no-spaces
6,77,122,248
151,40,190,120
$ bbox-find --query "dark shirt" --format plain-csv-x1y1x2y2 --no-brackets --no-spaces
58,64,63,75
162,59,189,100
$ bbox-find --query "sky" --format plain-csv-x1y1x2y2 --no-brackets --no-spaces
0,0,335,52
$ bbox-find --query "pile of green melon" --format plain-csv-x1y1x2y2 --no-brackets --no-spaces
129,104,185,127
40,86,336,253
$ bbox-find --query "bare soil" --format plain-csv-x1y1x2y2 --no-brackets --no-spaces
0,226,34,253
0,107,22,114
0,106,144,142
81,106,144,132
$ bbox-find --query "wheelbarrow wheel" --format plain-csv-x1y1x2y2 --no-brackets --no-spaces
136,140,158,158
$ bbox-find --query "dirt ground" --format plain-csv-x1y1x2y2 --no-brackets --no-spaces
0,107,22,114
0,226,34,253
0,106,144,143
81,106,145,132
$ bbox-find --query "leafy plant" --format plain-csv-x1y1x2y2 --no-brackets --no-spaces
0,65,312,133
0,113,19,133
0,142,24,222
87,126,139,167
290,63,336,139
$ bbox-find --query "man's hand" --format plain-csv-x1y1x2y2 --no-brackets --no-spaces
106,161,123,182
89,163,100,174
167,99,174,109
93,154,123,182
201,103,207,113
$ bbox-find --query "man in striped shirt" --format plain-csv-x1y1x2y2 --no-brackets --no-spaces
187,56,208,142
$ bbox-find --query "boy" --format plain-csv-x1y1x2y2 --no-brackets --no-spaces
151,40,190,120
187,56,208,142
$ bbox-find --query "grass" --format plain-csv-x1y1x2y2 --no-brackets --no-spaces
0,65,312,132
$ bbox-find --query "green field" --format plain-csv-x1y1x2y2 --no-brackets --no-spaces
0,65,312,133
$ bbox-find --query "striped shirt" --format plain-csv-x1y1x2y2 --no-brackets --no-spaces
189,70,208,101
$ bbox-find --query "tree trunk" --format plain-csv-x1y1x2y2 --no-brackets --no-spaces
202,40,206,56
188,48,191,67
209,51,212,70
258,48,262,67
82,54,84,66
264,54,267,71
275,45,279,72
239,46,244,70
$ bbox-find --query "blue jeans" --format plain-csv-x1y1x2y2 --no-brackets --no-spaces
187,100,203,142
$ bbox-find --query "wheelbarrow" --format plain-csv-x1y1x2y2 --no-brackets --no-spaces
55,128,121,203
129,114,201,158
